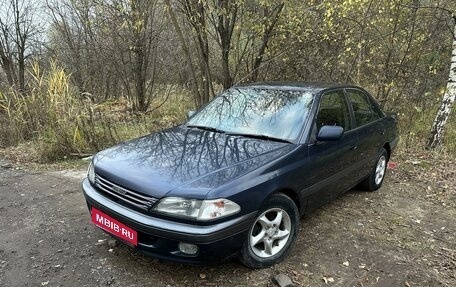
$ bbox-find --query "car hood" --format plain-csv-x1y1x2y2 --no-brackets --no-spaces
94,127,294,199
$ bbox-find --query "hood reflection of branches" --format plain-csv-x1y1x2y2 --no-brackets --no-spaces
103,126,291,189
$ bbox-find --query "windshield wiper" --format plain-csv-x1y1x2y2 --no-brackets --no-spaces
226,132,292,143
186,125,226,134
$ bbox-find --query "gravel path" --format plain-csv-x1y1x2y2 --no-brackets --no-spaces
0,161,455,287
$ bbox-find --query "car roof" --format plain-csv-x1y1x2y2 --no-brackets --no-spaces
234,82,362,93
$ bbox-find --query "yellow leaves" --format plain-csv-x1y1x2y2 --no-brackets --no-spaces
121,20,129,30
133,19,144,32
322,0,370,21
357,40,366,49
323,2,335,29
428,65,438,75
73,125,82,146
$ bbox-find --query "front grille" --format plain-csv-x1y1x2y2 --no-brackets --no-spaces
94,173,158,211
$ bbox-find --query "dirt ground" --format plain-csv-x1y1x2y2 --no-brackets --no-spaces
0,154,455,287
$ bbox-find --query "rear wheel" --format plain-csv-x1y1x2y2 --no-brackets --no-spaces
240,193,299,269
360,148,388,191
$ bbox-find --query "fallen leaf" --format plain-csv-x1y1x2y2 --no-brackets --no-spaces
413,219,421,224
323,276,334,284
387,161,397,169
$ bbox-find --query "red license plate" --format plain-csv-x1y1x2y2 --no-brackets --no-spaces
91,207,138,246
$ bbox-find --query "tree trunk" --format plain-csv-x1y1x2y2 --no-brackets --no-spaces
427,19,456,149
134,40,146,111
14,0,26,92
217,0,237,90
17,47,25,92
180,0,214,106
164,0,202,107
250,2,284,82
195,1,213,105
0,47,16,87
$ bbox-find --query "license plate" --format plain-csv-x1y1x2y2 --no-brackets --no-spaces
91,207,138,246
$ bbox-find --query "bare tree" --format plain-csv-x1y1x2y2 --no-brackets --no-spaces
48,0,166,111
248,2,284,82
165,0,214,107
181,0,214,106
164,0,206,107
120,0,164,111
0,0,41,92
213,0,238,89
165,0,285,106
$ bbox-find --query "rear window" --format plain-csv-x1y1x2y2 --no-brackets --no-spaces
346,89,383,127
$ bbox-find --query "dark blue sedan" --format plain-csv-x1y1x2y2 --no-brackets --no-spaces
82,82,399,268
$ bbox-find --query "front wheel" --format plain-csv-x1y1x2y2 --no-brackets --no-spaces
240,193,299,269
360,148,388,191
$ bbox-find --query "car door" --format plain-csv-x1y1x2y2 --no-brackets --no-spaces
305,89,358,210
345,88,385,180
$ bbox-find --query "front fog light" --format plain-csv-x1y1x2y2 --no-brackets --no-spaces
87,162,95,183
178,242,198,255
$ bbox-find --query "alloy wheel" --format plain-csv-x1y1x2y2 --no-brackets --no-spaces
375,155,387,185
249,208,292,258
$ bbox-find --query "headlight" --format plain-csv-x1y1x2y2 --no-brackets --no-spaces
153,197,240,221
87,162,95,184
153,197,202,218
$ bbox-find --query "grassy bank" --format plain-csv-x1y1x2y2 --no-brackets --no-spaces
1,65,455,164
0,64,193,163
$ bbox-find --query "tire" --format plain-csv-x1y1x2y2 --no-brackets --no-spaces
240,193,299,269
360,148,388,191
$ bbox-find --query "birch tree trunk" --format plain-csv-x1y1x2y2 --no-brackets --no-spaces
427,18,456,149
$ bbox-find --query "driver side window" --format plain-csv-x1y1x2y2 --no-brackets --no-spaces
316,90,351,132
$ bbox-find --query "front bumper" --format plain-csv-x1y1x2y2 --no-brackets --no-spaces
81,178,256,264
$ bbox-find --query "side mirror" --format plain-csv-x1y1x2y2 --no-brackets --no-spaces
187,110,195,119
316,125,344,141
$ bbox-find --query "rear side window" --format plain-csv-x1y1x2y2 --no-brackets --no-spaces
316,90,351,131
346,89,382,127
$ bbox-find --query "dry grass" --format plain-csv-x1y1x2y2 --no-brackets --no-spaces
0,63,193,163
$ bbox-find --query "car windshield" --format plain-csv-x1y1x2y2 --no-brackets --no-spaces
186,88,314,142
